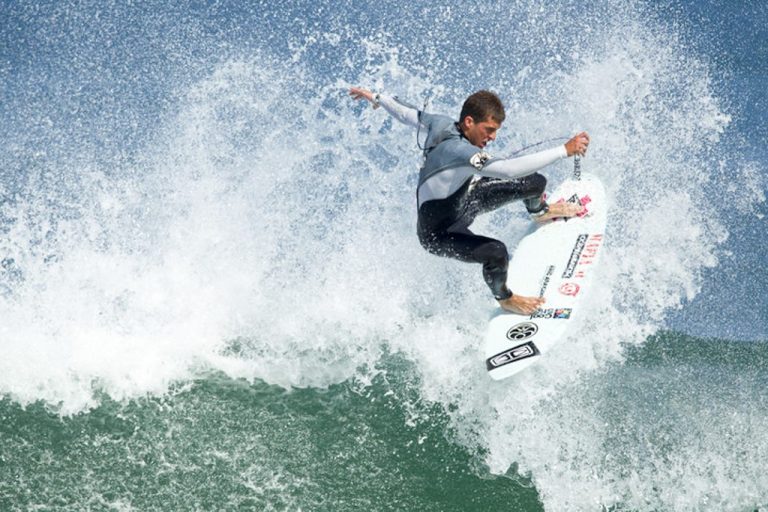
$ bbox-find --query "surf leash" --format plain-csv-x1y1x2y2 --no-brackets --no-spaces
505,136,570,158
415,95,431,153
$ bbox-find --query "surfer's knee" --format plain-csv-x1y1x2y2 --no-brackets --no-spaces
529,172,547,195
417,229,440,255
472,240,508,268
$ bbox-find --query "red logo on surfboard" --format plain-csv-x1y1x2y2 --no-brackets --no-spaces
559,282,580,296
553,194,591,219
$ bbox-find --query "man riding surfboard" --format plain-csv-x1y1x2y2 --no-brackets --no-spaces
350,88,589,315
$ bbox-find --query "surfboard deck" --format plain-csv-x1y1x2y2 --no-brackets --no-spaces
484,172,607,380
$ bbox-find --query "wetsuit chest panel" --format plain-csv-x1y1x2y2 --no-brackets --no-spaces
417,116,481,208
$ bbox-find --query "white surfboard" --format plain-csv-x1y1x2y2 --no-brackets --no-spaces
484,172,607,380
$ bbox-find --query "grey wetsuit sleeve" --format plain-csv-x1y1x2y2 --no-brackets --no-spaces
378,94,421,128
478,145,568,180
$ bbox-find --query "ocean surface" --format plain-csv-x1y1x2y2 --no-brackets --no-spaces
1,0,766,510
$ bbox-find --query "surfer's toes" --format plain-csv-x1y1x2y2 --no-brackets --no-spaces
555,203,583,217
534,203,584,222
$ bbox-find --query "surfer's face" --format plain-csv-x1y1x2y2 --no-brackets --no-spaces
461,116,501,148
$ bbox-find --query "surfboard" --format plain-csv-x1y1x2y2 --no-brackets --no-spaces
484,171,607,380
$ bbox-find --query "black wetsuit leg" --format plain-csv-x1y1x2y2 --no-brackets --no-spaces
417,173,548,300
418,223,512,299
465,173,548,217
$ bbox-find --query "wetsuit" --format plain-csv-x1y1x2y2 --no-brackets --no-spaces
376,93,568,300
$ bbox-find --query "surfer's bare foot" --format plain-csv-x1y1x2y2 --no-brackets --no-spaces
498,295,545,315
534,202,584,222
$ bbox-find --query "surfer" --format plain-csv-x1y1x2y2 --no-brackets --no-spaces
349,88,589,314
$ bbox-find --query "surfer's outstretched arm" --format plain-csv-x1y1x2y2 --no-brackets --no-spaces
479,146,568,180
349,87,421,128
476,132,590,181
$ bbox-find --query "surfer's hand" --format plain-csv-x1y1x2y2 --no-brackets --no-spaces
498,295,545,315
565,132,590,157
349,87,375,103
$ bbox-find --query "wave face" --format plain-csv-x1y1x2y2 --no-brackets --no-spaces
1,1,766,510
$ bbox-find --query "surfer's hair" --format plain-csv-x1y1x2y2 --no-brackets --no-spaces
460,90,506,124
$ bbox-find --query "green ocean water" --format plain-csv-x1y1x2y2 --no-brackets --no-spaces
3,332,767,511
0,354,541,511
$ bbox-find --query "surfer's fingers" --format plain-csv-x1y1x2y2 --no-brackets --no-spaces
578,136,589,155
349,87,373,102
574,132,590,149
